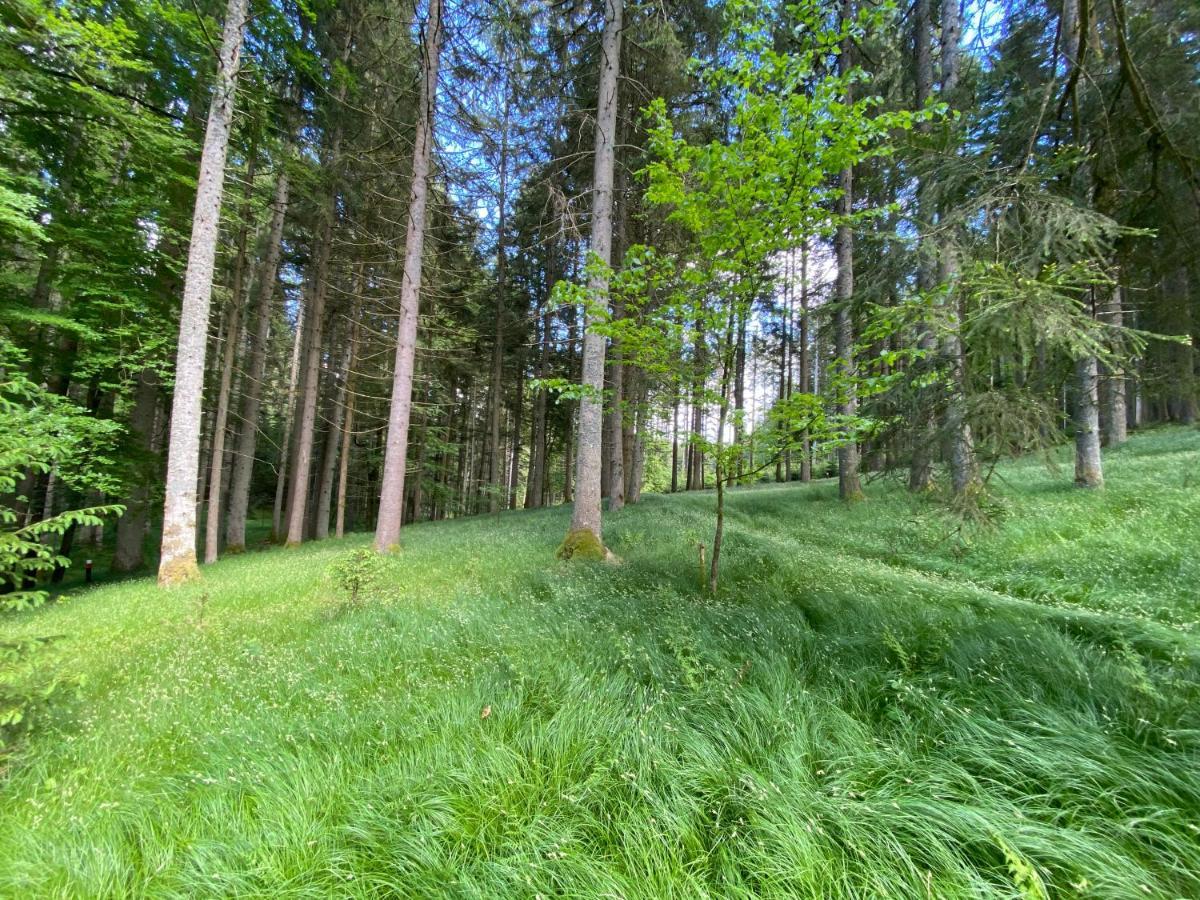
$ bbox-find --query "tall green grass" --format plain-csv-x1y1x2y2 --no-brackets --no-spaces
1,427,1198,897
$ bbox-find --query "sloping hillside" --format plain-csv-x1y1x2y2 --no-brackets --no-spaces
2,429,1198,898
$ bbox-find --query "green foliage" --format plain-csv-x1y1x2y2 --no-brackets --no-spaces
0,341,123,609
0,635,81,755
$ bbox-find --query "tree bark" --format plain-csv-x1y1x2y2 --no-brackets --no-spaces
375,0,442,552
202,299,241,564
315,316,353,539
335,386,356,539
158,0,248,586
227,153,292,552
272,301,305,539
202,152,256,564
1074,353,1104,487
112,369,159,573
908,0,937,492
1100,285,1128,445
508,356,524,509
835,3,863,502
526,300,551,508
565,0,622,552
606,309,625,512
627,373,647,503
798,243,812,483
938,0,978,500
487,77,513,514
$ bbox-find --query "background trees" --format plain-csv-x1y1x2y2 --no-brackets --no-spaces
0,0,1195,588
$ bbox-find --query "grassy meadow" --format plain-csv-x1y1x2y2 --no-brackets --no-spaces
1,427,1198,898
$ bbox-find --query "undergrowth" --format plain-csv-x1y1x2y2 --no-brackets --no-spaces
0,427,1197,898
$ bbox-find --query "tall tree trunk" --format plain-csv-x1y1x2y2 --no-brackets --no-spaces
284,21,354,547
487,78,513,514
203,152,256,564
565,0,622,554
908,0,937,492
335,388,356,539
1100,285,1128,445
228,152,292,552
670,390,680,492
688,315,707,491
1074,353,1104,487
733,308,747,480
798,242,812,483
834,183,862,501
708,302,738,594
113,369,159,573
315,316,353,539
835,4,863,502
273,302,305,539
526,300,551,508
627,375,647,503
375,0,442,552
508,358,524,509
938,0,978,499
158,0,248,586
202,299,241,564
777,253,790,483
606,309,625,512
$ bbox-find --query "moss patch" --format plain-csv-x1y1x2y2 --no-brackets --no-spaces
556,528,607,561
156,557,200,587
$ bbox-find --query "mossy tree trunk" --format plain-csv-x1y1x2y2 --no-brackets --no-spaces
565,0,622,554
158,0,248,586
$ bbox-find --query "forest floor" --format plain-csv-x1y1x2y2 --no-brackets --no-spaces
1,427,1198,898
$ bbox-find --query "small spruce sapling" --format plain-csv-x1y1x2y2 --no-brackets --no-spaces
326,548,387,604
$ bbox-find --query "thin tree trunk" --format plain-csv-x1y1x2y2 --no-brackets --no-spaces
487,78,513,514
938,0,978,499
113,369,159,573
508,358,524,509
565,0,622,553
526,301,551,508
607,315,625,512
202,299,241,563
335,388,356,539
227,153,292,551
315,316,353,539
627,375,647,503
670,390,680,492
908,0,937,492
375,0,442,552
284,21,354,547
708,302,738,594
158,0,248,586
1074,353,1104,487
273,301,305,539
798,242,812,483
835,2,863,502
1101,290,1128,446
834,196,862,501
202,153,255,564
285,215,337,545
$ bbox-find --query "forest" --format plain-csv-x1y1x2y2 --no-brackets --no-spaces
1,0,1198,895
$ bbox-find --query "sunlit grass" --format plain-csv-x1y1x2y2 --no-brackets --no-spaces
2,427,1198,897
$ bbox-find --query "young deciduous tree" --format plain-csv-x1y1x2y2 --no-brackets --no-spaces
643,0,921,589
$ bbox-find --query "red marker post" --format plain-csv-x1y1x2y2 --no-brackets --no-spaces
85,559,94,584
